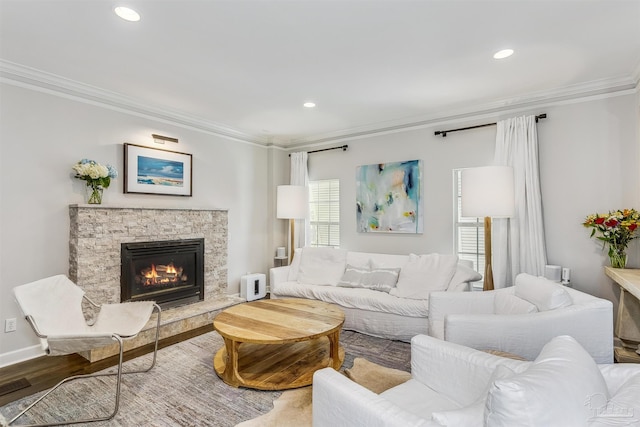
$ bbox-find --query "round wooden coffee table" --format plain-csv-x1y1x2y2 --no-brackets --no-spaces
213,298,345,390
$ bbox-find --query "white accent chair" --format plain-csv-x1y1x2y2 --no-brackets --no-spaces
8,275,161,426
428,273,614,363
313,335,640,427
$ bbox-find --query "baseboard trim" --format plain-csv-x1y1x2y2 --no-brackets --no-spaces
0,344,44,368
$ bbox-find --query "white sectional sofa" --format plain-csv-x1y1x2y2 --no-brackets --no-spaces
269,247,481,341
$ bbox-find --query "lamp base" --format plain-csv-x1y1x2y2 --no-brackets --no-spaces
483,216,494,291
289,218,295,264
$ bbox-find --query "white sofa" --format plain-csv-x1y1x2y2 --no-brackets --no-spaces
428,273,614,363
270,247,481,341
313,334,640,427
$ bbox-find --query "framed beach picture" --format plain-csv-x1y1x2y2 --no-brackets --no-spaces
124,143,192,196
356,159,423,233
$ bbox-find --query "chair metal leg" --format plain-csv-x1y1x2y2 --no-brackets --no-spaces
8,336,124,427
8,304,161,426
125,303,162,374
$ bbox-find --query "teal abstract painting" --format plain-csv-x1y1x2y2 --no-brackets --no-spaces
356,160,423,233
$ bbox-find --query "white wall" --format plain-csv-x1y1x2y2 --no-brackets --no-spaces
307,91,639,302
539,93,639,302
0,83,271,364
307,123,495,255
267,146,291,262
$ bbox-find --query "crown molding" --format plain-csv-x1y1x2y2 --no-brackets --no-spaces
287,74,639,147
0,60,270,146
2,59,637,149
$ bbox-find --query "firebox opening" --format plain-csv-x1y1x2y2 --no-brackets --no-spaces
121,238,204,308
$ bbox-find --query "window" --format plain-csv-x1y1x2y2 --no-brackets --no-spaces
309,179,340,247
453,169,485,276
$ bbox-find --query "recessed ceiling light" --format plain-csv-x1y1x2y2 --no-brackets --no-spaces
303,102,316,108
493,49,514,59
114,6,140,22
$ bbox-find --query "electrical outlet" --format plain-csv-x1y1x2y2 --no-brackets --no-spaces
5,318,17,333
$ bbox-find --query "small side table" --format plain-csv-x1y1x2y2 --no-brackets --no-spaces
274,256,289,267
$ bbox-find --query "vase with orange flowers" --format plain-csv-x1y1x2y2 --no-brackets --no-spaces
583,209,640,268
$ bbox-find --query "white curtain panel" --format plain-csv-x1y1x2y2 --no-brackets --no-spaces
290,152,309,250
492,115,547,288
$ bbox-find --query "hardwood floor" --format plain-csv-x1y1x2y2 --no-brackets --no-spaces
0,324,213,407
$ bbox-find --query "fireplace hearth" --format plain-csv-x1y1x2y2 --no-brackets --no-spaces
121,238,205,307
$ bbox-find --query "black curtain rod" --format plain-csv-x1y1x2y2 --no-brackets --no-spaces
434,114,547,137
289,145,348,157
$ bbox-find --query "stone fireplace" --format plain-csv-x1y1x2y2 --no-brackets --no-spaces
68,205,241,361
69,205,227,304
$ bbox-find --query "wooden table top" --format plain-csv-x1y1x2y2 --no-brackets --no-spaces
213,298,345,345
605,267,640,301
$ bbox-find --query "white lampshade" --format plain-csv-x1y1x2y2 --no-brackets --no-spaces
277,185,308,219
461,166,515,218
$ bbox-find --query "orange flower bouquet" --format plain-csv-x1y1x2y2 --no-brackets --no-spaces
583,209,640,268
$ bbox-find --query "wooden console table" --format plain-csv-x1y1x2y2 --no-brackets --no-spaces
604,267,640,363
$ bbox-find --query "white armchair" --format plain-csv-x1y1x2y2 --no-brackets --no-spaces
313,335,640,427
8,275,161,426
428,273,614,363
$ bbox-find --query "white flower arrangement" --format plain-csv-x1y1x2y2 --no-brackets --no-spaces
72,159,118,204
72,159,118,188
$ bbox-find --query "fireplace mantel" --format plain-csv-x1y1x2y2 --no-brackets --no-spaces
69,204,228,211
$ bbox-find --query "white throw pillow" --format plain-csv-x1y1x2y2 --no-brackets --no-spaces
446,263,482,292
587,373,640,426
296,247,347,286
484,335,609,427
515,273,573,311
494,292,539,315
390,253,458,300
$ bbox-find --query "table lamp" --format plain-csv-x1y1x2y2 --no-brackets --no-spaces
277,185,308,263
461,166,515,291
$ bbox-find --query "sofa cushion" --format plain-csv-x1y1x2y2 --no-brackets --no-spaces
337,264,401,293
336,264,369,287
446,263,482,292
430,364,517,427
390,254,459,300
514,273,572,311
381,378,461,421
494,292,539,315
431,401,484,427
273,281,430,317
587,373,640,426
297,247,347,286
484,335,609,427
287,248,303,281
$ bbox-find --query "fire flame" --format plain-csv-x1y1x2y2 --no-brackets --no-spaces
142,263,184,286
144,264,159,281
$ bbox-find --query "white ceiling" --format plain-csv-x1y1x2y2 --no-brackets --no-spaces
1,0,639,146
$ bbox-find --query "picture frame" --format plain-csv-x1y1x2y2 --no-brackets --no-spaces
124,143,193,196
356,159,423,233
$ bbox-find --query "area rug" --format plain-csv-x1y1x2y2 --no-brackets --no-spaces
0,330,410,426
236,357,412,427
